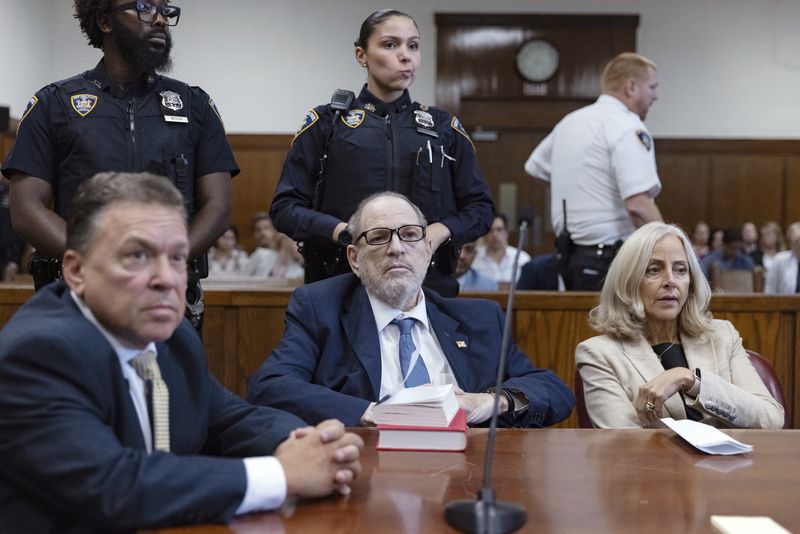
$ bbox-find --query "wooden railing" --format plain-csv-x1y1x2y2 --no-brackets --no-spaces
1,284,797,428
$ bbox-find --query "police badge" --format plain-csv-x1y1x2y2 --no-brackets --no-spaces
414,109,434,129
160,90,183,112
70,94,98,117
342,110,365,128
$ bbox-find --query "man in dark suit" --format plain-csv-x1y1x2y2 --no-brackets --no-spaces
248,192,574,427
0,172,362,533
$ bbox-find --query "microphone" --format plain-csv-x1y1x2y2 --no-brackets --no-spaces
444,214,530,534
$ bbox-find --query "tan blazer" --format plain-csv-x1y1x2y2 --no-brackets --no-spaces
576,319,784,429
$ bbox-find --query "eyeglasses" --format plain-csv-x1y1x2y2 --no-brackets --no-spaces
115,1,181,26
355,225,426,246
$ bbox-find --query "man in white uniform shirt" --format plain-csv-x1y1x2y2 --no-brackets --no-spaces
525,52,663,290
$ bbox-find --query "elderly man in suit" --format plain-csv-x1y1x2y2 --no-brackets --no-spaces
0,172,362,533
765,222,800,294
248,192,574,427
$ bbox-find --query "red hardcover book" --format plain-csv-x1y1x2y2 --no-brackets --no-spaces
376,409,468,452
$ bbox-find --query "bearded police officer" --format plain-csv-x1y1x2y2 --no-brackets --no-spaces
2,0,238,330
524,52,663,291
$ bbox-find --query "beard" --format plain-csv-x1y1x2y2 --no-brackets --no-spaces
109,14,173,74
358,259,427,311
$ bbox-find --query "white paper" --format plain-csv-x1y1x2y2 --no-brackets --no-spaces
662,418,753,455
373,384,458,427
711,515,791,534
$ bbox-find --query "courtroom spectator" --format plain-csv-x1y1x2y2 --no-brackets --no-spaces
691,221,711,260
248,192,574,428
760,221,786,273
208,225,250,279
741,221,763,266
0,177,25,281
0,172,363,532
575,222,784,429
248,212,279,277
710,228,724,252
455,242,497,291
700,227,754,279
764,222,800,294
517,253,565,291
266,233,305,282
472,214,531,284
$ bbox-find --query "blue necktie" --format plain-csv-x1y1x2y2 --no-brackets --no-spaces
393,318,430,387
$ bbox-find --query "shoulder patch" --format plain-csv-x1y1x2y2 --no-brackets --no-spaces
636,130,652,151
293,109,320,143
341,109,365,129
208,98,225,129
70,94,98,117
451,116,475,151
16,95,39,133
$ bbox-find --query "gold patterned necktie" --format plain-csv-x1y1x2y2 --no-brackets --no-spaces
129,350,170,452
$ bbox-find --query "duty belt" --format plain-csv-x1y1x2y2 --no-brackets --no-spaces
571,242,622,257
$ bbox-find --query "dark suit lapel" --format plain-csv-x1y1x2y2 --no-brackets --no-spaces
342,286,382,399
426,299,471,388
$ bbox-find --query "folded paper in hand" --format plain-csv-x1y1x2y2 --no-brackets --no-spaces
373,384,459,427
662,417,753,455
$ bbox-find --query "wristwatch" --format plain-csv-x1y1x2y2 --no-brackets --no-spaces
337,228,353,246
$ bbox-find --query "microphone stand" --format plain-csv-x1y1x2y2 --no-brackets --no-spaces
444,218,530,534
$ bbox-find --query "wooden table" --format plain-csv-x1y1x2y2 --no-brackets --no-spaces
142,428,800,534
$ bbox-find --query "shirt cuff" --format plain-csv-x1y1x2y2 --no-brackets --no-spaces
236,456,287,515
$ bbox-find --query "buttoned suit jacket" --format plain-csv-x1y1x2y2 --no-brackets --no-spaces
247,273,574,428
0,282,306,534
575,319,784,429
764,250,798,294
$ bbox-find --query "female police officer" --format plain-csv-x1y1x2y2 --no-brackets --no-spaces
269,9,494,296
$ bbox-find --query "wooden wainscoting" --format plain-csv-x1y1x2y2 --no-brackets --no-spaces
1,285,797,428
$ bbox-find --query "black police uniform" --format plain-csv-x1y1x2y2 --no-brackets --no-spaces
270,85,494,294
2,60,239,222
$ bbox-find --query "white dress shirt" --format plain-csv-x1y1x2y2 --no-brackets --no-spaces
70,291,286,514
366,290,458,399
472,245,531,283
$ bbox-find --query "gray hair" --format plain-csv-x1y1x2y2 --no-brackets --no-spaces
66,172,186,254
589,222,713,339
347,192,427,240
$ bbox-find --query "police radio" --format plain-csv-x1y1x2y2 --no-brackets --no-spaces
329,89,355,116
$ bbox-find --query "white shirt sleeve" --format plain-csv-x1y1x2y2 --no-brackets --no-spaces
236,456,288,515
524,132,554,182
610,128,661,200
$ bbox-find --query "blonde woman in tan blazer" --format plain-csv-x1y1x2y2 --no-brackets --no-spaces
576,222,784,429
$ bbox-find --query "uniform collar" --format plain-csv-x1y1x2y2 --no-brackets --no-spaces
357,84,412,115
85,59,159,98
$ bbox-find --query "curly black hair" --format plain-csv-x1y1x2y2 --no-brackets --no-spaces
73,0,113,49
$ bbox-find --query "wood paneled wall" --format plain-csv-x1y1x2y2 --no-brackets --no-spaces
4,131,800,253
5,285,794,428
656,139,800,236
227,134,292,252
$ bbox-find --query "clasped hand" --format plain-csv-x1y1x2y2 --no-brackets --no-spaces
275,419,364,498
634,367,695,426
454,385,507,424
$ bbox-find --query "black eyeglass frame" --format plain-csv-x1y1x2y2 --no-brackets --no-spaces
114,1,181,26
355,225,427,246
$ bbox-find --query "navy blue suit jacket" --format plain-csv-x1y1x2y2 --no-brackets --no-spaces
247,274,574,427
0,282,306,534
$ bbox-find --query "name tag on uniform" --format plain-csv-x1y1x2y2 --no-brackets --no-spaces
164,115,188,123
